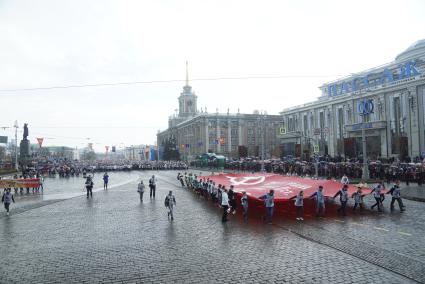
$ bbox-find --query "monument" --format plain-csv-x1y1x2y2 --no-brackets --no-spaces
19,123,30,165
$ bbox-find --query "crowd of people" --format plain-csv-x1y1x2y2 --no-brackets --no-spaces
176,172,239,223
23,159,188,178
223,157,425,185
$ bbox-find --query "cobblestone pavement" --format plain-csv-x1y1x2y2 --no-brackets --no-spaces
0,170,422,283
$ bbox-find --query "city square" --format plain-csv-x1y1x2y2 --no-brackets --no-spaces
1,170,425,283
1,1,425,283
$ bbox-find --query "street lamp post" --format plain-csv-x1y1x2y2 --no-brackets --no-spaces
14,120,18,171
361,114,369,180
261,115,265,172
257,112,265,172
358,99,373,180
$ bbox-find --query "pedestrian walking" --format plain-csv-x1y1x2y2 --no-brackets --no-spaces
310,186,325,217
371,183,383,212
85,176,94,198
352,187,364,212
294,190,304,220
387,180,405,212
259,189,275,224
378,181,386,204
149,175,157,198
333,184,349,216
1,188,15,216
221,187,229,222
137,180,145,202
103,172,109,190
164,190,176,220
241,191,248,222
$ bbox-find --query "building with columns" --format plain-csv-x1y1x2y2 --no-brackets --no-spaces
157,63,283,161
279,39,425,161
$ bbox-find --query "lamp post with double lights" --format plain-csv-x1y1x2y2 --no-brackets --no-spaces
358,99,374,180
257,111,266,172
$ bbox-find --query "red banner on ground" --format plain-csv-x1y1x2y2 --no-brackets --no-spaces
0,179,41,188
203,173,372,201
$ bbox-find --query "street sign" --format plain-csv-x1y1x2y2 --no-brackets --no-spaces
0,136,7,143
313,144,319,153
357,99,374,115
279,127,287,135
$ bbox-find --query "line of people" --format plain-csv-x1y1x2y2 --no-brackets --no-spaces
175,172,407,225
177,172,243,223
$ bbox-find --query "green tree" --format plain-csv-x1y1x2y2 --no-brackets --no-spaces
162,137,180,161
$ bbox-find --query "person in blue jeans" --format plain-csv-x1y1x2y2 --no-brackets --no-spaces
259,189,274,224
310,186,325,217
103,172,109,190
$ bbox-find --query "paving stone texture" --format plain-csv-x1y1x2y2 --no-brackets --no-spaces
0,170,423,283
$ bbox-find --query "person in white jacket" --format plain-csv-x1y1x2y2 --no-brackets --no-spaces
221,187,229,222
294,190,304,220
137,181,145,202
340,175,349,185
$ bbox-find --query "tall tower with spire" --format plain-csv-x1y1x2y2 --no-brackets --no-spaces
178,61,197,119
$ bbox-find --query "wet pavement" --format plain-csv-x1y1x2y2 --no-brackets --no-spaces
0,170,424,283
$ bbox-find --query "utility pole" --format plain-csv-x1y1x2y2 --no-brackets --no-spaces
358,99,372,180
259,112,265,172
14,120,18,171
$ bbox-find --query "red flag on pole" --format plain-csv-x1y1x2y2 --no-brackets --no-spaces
36,138,44,148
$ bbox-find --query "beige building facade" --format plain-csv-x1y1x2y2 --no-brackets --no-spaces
279,39,425,161
157,65,283,160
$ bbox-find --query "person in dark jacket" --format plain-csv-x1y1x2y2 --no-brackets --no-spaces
164,190,176,220
386,180,405,212
228,185,237,214
103,172,109,190
85,176,94,198
333,184,349,216
2,188,15,216
241,191,249,222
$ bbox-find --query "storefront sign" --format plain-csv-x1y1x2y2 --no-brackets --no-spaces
327,60,421,97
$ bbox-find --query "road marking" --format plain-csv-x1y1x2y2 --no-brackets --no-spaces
352,222,365,226
397,231,412,236
334,219,345,223
374,226,389,232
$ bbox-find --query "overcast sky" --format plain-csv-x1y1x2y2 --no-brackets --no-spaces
0,0,424,152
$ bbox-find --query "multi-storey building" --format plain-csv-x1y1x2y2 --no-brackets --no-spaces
279,39,425,161
157,64,283,161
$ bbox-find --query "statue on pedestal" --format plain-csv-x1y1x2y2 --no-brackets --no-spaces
23,123,29,140
20,123,30,166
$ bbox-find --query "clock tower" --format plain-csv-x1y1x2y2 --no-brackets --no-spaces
178,61,197,119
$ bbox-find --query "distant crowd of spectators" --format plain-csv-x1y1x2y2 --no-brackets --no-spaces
222,156,425,185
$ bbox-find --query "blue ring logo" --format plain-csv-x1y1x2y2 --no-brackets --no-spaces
357,99,374,115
